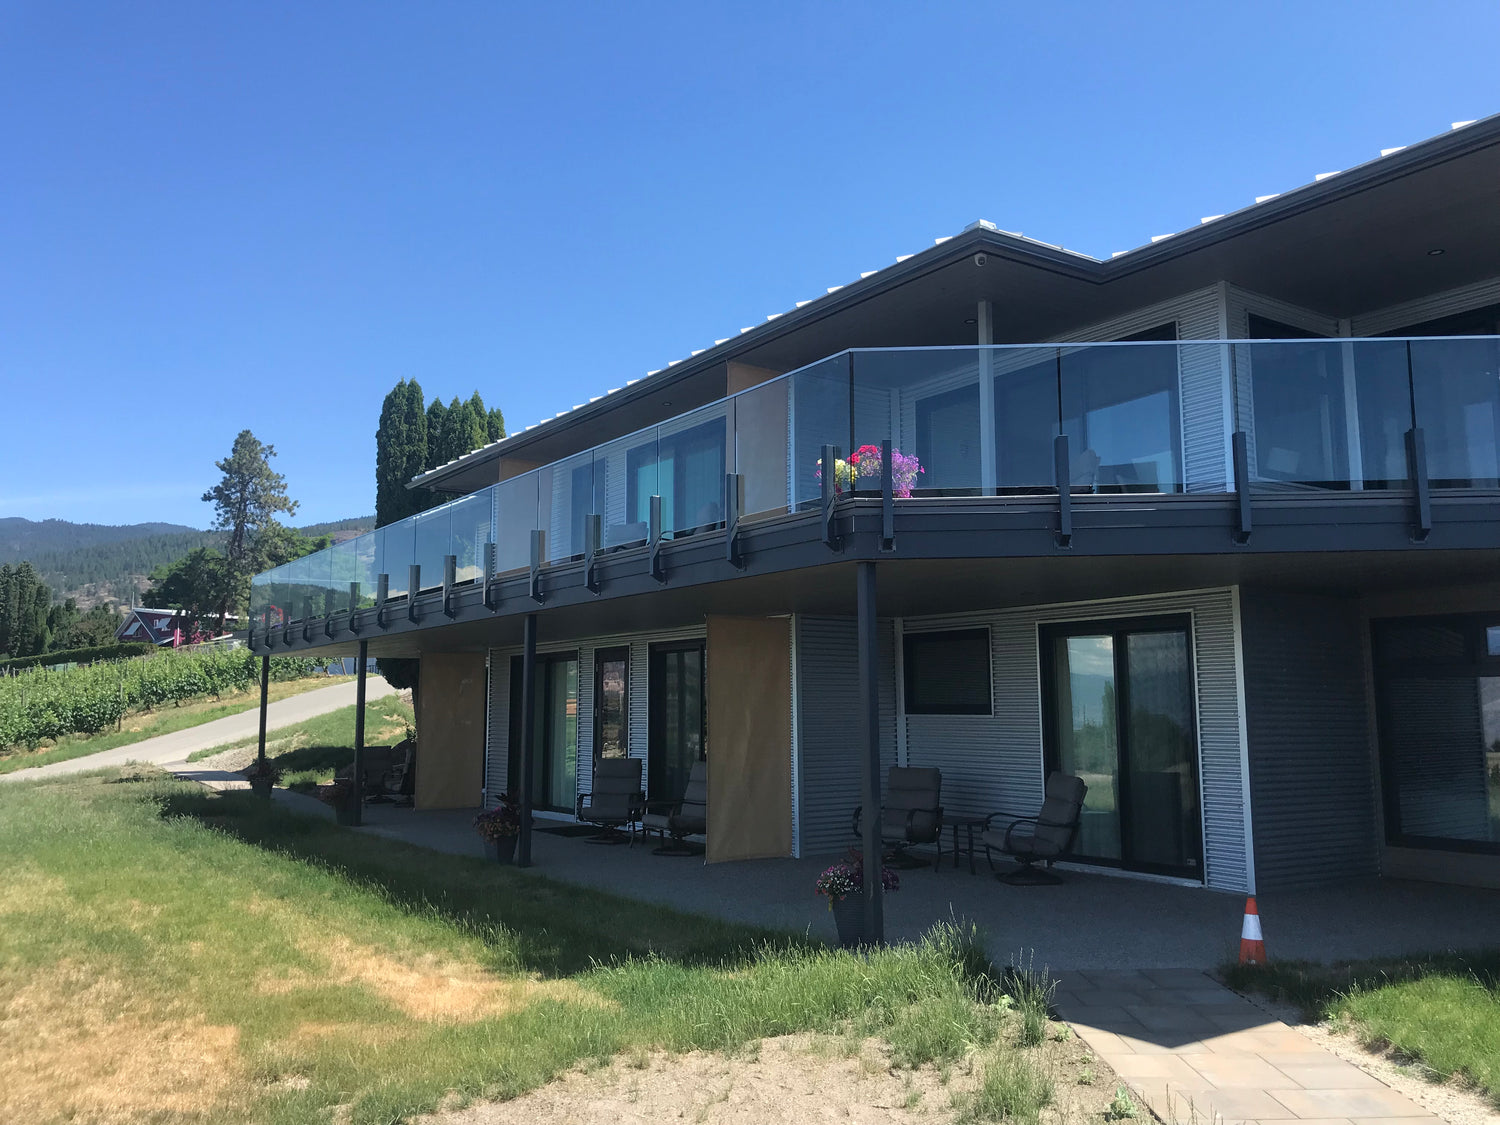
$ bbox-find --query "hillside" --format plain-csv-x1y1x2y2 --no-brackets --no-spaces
0,516,375,607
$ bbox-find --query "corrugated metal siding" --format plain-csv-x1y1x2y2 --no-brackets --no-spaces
1351,275,1500,336
1240,590,1379,889
899,588,1252,892
795,616,898,857
1057,285,1229,494
484,624,705,813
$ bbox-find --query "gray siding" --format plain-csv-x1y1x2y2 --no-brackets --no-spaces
795,616,898,857
1240,589,1379,889
899,588,1252,892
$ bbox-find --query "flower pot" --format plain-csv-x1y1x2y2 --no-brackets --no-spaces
249,777,273,800
831,893,866,948
484,836,518,863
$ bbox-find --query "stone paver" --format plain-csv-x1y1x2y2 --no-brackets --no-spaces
1055,971,1434,1125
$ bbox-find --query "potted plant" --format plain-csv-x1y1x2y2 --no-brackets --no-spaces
816,445,923,498
474,793,521,862
815,847,899,948
316,779,358,826
242,757,280,799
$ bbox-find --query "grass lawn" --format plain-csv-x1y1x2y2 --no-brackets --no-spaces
1225,952,1500,1106
0,676,353,776
185,694,415,788
0,767,1090,1125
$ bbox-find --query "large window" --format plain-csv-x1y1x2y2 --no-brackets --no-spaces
1374,615,1500,852
903,629,992,715
649,640,706,803
507,651,579,813
593,647,629,763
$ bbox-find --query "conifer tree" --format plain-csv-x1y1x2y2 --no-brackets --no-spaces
202,430,298,630
375,379,429,528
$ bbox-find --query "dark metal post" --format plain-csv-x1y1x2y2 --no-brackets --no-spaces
348,582,361,633
375,572,389,628
821,443,841,550
856,560,884,943
1407,427,1432,541
351,640,368,827
649,494,667,583
585,513,602,592
1232,430,1253,544
442,554,457,617
1053,434,1073,548
408,564,421,622
516,613,538,867
880,437,894,550
483,542,499,610
724,473,744,568
255,654,270,774
529,529,545,603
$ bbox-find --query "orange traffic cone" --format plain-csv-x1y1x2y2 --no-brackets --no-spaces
1239,897,1266,964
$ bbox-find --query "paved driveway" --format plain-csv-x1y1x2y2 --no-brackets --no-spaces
0,676,394,783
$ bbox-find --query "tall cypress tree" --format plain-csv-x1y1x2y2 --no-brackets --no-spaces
375,379,429,528
424,398,449,471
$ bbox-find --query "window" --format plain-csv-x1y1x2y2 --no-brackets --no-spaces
1373,615,1500,853
594,647,629,762
903,629,991,715
627,418,725,537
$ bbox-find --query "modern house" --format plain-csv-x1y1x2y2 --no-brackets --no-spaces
248,113,1500,904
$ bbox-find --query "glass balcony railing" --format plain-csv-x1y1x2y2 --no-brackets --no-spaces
248,335,1500,632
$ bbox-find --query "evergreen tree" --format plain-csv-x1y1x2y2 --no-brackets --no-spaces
144,547,233,629
0,562,53,658
202,430,298,629
375,379,429,528
485,405,506,443
424,398,449,470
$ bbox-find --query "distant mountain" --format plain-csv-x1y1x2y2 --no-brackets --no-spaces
0,515,375,608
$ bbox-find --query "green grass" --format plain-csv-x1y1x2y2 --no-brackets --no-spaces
185,694,415,788
0,675,352,775
1224,952,1500,1104
0,767,1036,1124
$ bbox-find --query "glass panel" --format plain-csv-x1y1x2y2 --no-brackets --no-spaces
1061,344,1181,493
902,629,991,714
656,402,727,539
734,377,791,522
546,658,579,810
413,505,450,590
448,489,492,583
595,427,655,551
249,573,267,629
289,554,311,622
853,349,980,495
539,451,594,564
1410,338,1500,488
351,532,377,608
993,346,1060,494
1383,674,1500,845
272,564,291,630
1123,630,1200,873
1052,634,1121,862
495,472,539,575
791,355,851,508
381,519,414,598
327,540,353,616
595,649,629,760
650,643,705,803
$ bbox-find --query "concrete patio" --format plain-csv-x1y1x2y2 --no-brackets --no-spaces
317,801,1500,972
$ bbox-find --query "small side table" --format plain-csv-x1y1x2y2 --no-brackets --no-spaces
945,814,988,874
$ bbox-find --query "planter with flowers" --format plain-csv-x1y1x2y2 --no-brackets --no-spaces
316,779,359,826
815,847,900,948
815,444,923,498
474,794,521,862
242,758,281,799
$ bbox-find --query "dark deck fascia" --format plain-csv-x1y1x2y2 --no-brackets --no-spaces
247,490,1500,657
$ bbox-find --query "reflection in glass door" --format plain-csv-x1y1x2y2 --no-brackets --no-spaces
1043,618,1201,878
594,647,629,764
649,641,706,804
507,652,579,812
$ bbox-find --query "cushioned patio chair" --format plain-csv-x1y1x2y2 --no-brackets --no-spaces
852,766,943,869
981,772,1087,884
575,757,646,845
642,760,707,855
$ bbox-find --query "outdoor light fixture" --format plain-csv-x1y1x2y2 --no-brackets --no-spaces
964,317,977,325
1428,248,1446,256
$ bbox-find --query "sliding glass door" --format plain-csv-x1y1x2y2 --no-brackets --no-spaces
649,640,706,804
1042,617,1202,878
507,651,579,812
594,646,629,764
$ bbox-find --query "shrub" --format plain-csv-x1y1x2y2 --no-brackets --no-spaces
0,642,155,674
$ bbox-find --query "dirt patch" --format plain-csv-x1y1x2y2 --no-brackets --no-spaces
0,963,244,1124
418,1024,1119,1125
277,933,604,1023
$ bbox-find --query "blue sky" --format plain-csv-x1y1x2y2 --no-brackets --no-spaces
3,2,1497,529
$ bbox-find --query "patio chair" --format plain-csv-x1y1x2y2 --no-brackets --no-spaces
642,760,707,855
852,766,943,869
575,757,646,845
981,772,1087,884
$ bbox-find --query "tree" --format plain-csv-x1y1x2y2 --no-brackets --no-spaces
375,379,429,528
470,391,505,444
45,598,80,652
424,397,449,471
144,547,232,630
202,430,298,630
0,563,52,658
68,604,122,648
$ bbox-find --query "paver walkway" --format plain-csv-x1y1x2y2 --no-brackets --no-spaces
0,676,394,782
1055,970,1439,1125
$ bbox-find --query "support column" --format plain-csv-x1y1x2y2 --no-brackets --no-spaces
255,654,270,772
977,299,997,494
856,561,884,943
516,613,538,867
351,640,368,827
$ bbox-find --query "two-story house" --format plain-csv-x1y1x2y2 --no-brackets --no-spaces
248,113,1500,914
